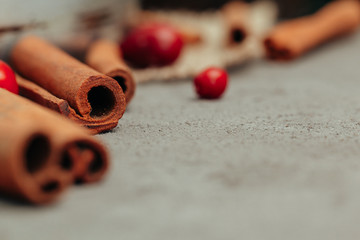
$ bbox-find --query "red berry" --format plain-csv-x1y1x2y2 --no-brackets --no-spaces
121,23,184,68
194,67,228,99
0,61,18,94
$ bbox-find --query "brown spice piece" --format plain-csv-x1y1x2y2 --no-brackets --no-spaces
85,39,136,104
11,35,126,134
222,1,250,45
0,89,109,204
176,25,203,45
17,75,118,134
264,0,360,61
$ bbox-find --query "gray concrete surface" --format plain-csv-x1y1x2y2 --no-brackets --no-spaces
2,33,360,240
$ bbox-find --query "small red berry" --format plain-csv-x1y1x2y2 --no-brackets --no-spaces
194,67,228,99
121,23,184,68
0,61,18,94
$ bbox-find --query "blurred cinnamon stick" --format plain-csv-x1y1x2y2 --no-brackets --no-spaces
0,89,109,204
11,35,126,134
264,0,360,61
86,39,136,104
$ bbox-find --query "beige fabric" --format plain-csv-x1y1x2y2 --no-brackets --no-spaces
126,1,277,83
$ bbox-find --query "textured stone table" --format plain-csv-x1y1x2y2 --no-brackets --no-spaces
1,33,360,240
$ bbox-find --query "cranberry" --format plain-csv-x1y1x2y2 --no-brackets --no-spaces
0,61,18,94
194,67,228,99
120,23,184,68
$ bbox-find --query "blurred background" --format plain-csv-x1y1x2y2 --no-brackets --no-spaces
141,0,333,18
0,0,336,59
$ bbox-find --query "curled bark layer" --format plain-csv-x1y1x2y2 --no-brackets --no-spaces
11,35,126,133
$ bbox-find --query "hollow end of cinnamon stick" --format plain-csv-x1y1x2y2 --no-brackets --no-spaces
61,138,109,184
15,132,72,204
106,69,135,105
86,39,136,105
10,35,126,133
230,27,247,44
222,1,250,45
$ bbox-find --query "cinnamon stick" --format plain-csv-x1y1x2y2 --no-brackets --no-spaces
0,89,109,204
85,39,136,104
264,0,360,61
222,1,250,45
176,25,203,45
11,35,126,134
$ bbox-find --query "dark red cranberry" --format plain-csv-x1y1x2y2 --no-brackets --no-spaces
121,23,184,68
0,61,18,94
194,67,228,99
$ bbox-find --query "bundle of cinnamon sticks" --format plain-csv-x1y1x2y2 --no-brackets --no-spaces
0,35,138,204
2,0,360,205
12,36,136,134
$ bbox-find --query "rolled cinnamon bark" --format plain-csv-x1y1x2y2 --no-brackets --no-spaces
264,0,360,61
85,39,136,104
16,75,116,134
17,75,70,115
11,35,126,134
0,89,109,204
222,1,250,45
50,120,109,184
176,25,202,45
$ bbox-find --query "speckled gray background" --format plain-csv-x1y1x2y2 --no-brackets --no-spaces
1,33,360,240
